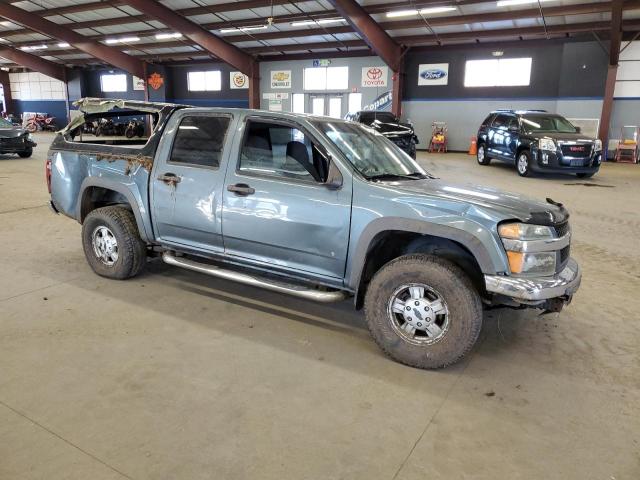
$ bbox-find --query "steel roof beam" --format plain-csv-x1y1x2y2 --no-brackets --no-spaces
0,46,66,81
0,2,147,78
125,0,257,76
326,0,402,71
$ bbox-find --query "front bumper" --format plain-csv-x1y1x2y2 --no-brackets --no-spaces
531,147,601,174
484,258,581,302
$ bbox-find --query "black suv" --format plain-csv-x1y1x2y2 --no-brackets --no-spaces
476,110,602,178
345,110,419,158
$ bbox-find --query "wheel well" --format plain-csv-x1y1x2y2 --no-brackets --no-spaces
516,144,529,157
354,231,485,310
80,186,132,222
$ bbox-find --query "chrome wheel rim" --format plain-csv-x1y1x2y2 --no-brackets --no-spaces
517,154,528,174
387,283,450,345
477,146,484,163
91,226,118,266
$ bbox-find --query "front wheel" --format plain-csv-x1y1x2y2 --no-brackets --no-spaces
26,122,37,133
364,254,483,369
517,150,532,177
18,148,32,158
82,206,146,280
477,144,491,165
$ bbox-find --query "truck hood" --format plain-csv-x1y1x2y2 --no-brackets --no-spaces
387,179,568,225
0,128,27,138
369,120,415,138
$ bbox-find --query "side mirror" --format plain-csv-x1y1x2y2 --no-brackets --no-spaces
575,126,582,133
325,157,343,190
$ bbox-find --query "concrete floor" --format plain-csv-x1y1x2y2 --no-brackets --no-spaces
1,132,638,480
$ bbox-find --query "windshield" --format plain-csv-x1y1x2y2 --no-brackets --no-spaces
0,118,14,128
358,112,398,125
521,115,577,133
314,120,429,180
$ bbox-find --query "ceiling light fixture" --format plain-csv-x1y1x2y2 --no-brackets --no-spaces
21,44,48,51
155,32,183,40
290,18,347,27
496,0,553,6
220,25,268,33
105,36,140,44
57,42,70,48
492,50,504,57
386,6,456,18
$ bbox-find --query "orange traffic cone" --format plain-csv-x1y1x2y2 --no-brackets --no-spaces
468,136,477,155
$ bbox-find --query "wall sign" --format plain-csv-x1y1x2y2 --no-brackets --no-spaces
270,70,291,89
268,99,283,112
417,63,449,86
361,66,388,88
132,76,145,90
362,91,392,111
262,92,289,100
147,72,164,90
313,59,331,67
230,71,249,89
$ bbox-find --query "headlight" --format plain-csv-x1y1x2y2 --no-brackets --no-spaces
498,222,554,240
499,222,557,276
538,138,556,151
593,139,602,151
27,133,34,142
505,251,556,276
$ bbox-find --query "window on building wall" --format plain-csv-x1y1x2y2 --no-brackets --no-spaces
100,74,127,92
187,70,222,91
464,58,532,87
292,93,305,113
303,66,349,91
348,93,362,113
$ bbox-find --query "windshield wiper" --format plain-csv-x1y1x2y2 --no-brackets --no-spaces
366,172,429,181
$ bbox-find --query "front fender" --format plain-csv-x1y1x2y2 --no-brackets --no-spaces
345,217,503,291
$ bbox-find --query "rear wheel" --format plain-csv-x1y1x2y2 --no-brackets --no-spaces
82,206,146,280
517,150,532,177
364,254,483,369
477,144,491,165
26,122,37,133
18,148,32,158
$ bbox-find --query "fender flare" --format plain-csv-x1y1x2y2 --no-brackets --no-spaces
76,177,152,242
346,217,499,291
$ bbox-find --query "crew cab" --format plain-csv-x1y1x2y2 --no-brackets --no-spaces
476,110,602,178
47,99,582,369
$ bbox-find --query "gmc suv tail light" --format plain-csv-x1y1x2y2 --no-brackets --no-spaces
45,157,52,193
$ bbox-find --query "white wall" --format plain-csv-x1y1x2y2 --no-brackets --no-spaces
9,71,65,101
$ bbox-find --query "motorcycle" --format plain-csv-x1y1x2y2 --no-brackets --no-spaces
94,118,117,137
26,113,57,132
125,120,144,138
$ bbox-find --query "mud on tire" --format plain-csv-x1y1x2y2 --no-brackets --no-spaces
364,254,483,369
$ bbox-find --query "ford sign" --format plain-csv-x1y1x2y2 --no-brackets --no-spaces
420,69,447,80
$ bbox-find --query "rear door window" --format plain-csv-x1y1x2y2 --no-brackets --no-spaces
169,115,231,168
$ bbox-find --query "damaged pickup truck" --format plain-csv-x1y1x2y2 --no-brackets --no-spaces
47,98,581,369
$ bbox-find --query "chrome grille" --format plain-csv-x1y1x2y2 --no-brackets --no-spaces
554,221,570,238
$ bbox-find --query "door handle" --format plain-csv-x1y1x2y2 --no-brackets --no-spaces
227,183,255,196
158,173,181,185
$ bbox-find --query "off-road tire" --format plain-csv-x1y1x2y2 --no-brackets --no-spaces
82,206,146,279
18,148,32,158
477,143,491,165
364,254,483,369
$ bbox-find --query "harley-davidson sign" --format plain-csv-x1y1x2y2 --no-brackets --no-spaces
361,66,388,87
147,72,164,90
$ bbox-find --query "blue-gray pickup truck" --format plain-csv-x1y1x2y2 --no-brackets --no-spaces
47,98,581,369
